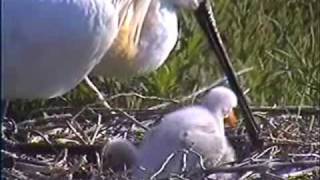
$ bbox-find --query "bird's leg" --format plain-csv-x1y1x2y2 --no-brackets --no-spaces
84,76,111,109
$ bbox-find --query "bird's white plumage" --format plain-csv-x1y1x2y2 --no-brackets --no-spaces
91,0,203,78
133,86,237,179
202,86,238,116
2,0,120,99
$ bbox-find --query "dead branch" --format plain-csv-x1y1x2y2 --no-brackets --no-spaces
203,160,320,175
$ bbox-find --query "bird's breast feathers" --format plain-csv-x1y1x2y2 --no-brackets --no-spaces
108,24,139,62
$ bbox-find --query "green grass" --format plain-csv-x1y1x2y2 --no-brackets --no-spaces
145,0,319,106
8,0,319,118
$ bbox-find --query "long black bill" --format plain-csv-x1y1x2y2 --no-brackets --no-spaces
195,0,262,148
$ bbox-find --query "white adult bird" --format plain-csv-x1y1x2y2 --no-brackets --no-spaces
132,86,238,179
90,0,260,147
1,0,154,119
91,0,203,78
2,0,153,99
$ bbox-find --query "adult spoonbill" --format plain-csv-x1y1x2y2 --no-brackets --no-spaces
2,0,260,148
132,86,237,179
1,0,151,116
89,0,260,148
91,0,203,78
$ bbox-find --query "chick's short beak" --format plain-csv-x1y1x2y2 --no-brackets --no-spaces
224,109,238,128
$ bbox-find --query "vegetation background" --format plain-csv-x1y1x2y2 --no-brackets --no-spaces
8,0,319,119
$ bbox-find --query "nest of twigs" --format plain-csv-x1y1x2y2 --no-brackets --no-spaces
2,94,320,180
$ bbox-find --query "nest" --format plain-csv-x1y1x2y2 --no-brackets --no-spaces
2,95,320,179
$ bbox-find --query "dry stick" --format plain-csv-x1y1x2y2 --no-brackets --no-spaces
5,143,102,155
66,120,88,144
4,128,102,155
29,130,54,146
264,137,320,147
2,169,29,180
148,67,253,110
54,158,87,179
262,172,285,180
27,106,75,117
309,115,315,132
17,114,73,128
288,153,320,159
84,76,149,131
250,146,277,162
203,160,320,175
85,76,111,109
107,92,179,103
14,161,58,174
150,149,205,180
195,0,261,148
3,135,61,155
69,106,87,123
249,106,320,115
2,149,53,170
281,166,320,178
150,153,176,180
73,119,92,143
239,171,258,180
55,149,68,168
114,109,150,131
89,114,102,145
63,106,91,143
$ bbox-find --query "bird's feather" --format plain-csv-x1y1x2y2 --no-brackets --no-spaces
108,0,152,61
